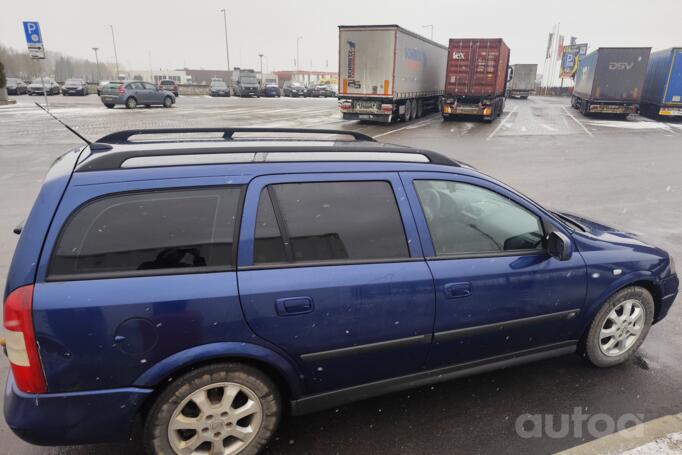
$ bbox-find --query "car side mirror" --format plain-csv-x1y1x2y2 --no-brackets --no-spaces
547,231,573,261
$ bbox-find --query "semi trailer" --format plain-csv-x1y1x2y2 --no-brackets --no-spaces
338,25,448,123
442,38,510,121
507,64,537,99
640,47,682,118
571,47,651,117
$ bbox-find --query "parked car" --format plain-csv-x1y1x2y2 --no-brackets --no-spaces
282,81,306,97
261,83,281,97
100,80,175,109
157,79,179,96
27,77,60,96
208,80,230,97
6,78,27,95
3,127,678,454
97,80,119,96
308,84,335,97
62,78,89,96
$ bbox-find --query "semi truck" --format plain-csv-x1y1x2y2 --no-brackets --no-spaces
640,47,682,118
507,64,537,99
337,24,448,123
442,38,511,122
231,68,260,97
571,47,651,117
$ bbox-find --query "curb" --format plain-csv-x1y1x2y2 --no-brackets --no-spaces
555,413,682,454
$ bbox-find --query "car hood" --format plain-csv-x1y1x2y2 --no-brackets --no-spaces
557,211,665,255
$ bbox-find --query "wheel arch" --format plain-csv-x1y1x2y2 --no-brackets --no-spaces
579,272,662,340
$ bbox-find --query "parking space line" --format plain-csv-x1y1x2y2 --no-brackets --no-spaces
372,117,434,139
486,105,518,141
561,105,594,137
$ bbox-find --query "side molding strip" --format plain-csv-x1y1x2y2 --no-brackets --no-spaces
300,334,431,363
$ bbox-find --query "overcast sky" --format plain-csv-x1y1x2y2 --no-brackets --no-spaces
1,0,680,74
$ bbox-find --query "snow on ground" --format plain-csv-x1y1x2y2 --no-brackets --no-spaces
619,432,682,455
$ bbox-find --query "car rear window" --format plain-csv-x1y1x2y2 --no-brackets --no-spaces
160,80,175,85
253,181,409,264
49,187,243,279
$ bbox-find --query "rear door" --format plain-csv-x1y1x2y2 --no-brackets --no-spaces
664,49,682,105
237,173,435,394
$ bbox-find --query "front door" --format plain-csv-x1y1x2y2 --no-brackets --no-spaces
237,173,435,394
401,172,587,369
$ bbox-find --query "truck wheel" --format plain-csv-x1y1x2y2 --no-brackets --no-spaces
416,99,423,118
402,100,411,122
579,286,654,367
144,362,281,455
580,101,589,116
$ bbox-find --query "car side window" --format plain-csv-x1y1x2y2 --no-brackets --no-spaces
253,181,409,264
143,82,156,90
414,180,544,256
49,187,242,279
128,82,143,90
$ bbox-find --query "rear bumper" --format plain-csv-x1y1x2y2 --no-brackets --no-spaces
100,95,124,105
588,103,637,114
342,112,392,123
658,106,682,117
4,373,152,445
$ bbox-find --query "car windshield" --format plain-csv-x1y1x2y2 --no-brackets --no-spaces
291,82,303,87
31,78,49,84
241,76,258,84
160,81,175,85
266,84,278,88
211,82,227,88
65,79,82,85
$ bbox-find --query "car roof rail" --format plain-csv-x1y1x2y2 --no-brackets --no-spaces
94,128,377,145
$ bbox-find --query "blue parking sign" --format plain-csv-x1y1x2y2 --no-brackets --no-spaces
23,21,43,45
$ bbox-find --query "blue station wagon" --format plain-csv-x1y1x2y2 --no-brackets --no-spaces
3,128,678,454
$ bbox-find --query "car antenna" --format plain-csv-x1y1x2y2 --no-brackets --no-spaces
34,102,92,146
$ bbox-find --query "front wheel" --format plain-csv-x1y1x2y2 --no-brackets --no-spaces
580,286,654,367
163,96,173,108
144,363,281,455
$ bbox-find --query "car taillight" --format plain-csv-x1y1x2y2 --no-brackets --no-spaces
117,85,125,94
3,285,47,393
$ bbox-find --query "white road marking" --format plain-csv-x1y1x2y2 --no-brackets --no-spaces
372,117,434,139
486,105,518,141
541,124,558,132
561,105,594,137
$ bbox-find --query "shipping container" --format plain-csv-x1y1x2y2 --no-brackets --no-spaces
338,25,448,123
507,64,537,99
640,48,682,118
571,47,651,117
442,38,511,121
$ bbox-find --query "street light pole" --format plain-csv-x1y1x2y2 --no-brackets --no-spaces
422,24,434,40
258,54,264,82
220,9,231,72
110,25,120,79
296,36,303,72
92,47,101,82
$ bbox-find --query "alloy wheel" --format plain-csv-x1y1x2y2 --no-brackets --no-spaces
599,299,646,357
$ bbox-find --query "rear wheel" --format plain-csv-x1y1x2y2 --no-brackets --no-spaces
416,99,423,118
403,99,413,122
144,363,280,455
580,286,654,367
163,96,173,108
104,104,115,109
126,97,138,109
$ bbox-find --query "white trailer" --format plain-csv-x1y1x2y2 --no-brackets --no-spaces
338,25,448,123
507,64,537,99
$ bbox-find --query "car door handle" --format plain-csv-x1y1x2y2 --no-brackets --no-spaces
443,282,472,299
275,297,314,316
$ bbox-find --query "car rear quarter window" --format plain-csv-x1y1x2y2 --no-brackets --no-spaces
253,181,409,265
49,187,242,279
414,180,544,256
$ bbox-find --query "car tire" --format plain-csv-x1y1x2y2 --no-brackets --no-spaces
163,96,173,108
104,104,115,109
144,362,281,455
580,286,654,368
126,97,138,109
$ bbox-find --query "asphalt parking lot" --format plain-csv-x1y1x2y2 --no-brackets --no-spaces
0,94,681,455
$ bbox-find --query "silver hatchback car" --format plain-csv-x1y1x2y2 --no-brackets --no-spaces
100,81,176,109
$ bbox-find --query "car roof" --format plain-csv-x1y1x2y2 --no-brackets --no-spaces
75,128,466,173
